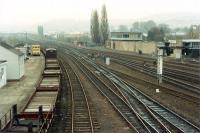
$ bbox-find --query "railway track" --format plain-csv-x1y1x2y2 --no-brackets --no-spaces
110,57,200,84
48,56,99,133
77,48,200,88
75,48,200,95
48,64,69,133
109,58,200,94
78,48,200,73
83,61,172,133
67,48,200,133
104,67,200,103
61,57,99,133
64,51,152,133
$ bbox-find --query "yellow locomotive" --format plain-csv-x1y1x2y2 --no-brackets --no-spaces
31,44,41,56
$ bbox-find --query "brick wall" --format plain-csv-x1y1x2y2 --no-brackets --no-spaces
109,40,157,55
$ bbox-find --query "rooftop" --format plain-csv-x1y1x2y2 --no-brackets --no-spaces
182,39,200,43
14,43,26,48
0,60,7,64
111,31,142,34
0,42,24,56
110,31,143,41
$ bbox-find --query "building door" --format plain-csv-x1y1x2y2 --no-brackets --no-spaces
113,42,115,49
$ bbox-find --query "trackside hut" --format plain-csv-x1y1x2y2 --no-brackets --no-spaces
0,42,24,80
182,39,200,58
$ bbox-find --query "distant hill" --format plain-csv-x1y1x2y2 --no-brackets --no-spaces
41,13,200,33
142,13,200,28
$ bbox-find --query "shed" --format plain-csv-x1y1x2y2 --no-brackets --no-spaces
182,39,200,58
15,43,28,59
0,60,7,88
0,42,24,80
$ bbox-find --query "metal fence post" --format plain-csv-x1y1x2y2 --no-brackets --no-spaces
5,114,7,128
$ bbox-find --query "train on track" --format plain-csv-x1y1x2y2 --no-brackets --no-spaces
1,48,61,133
31,44,41,56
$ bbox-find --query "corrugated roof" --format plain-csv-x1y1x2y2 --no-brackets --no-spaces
14,43,25,47
0,42,24,56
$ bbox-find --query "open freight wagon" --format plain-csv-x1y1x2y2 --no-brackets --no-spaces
0,48,61,133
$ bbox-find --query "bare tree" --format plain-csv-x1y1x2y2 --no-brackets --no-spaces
90,10,101,45
100,4,109,45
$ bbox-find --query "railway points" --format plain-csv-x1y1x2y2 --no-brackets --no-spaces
1,44,199,133
1,1,200,132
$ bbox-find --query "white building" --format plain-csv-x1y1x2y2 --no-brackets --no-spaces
15,43,28,59
0,61,7,88
0,42,25,80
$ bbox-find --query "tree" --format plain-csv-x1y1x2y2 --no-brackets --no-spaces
90,10,101,45
131,20,156,33
143,20,156,32
147,27,165,41
158,24,171,33
117,25,129,32
131,22,140,32
100,4,109,45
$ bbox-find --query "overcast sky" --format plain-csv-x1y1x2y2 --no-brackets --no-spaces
0,0,199,32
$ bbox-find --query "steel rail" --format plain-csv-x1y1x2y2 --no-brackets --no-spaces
58,59,73,132
77,47,200,72
78,53,175,133
70,48,200,133
60,56,95,133
98,68,171,132
99,63,199,132
112,57,200,84
66,52,151,133
112,58,200,94
122,79,200,133
105,67,200,104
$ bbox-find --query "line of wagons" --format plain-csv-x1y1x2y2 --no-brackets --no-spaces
1,48,61,133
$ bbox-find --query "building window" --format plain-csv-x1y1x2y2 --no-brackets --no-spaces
123,34,129,38
117,34,122,38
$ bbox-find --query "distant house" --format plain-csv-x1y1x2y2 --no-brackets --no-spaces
107,32,156,55
0,60,7,88
0,42,24,80
110,32,143,41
